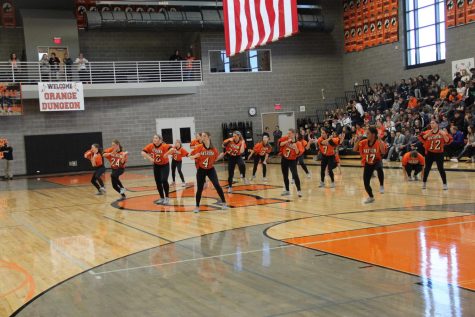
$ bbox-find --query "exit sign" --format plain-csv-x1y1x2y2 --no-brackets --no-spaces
53,37,62,44
274,104,282,110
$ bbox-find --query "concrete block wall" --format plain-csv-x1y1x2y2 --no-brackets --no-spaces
0,1,344,176
342,7,475,89
0,28,25,60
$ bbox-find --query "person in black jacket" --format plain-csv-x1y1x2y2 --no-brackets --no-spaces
1,139,13,180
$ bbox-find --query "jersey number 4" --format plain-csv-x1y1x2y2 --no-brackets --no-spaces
202,157,209,168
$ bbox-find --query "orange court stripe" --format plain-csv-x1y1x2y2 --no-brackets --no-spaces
284,215,475,291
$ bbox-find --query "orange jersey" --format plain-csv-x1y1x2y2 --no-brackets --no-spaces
253,142,272,157
279,138,304,160
103,148,127,169
418,130,453,154
224,138,246,156
172,147,189,162
356,128,366,138
84,150,103,167
402,152,425,166
143,143,172,165
191,144,219,169
358,139,386,165
298,139,308,157
317,137,340,156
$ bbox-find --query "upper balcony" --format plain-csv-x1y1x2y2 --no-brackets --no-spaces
0,60,203,99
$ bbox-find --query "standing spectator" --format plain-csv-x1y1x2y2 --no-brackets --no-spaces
273,126,282,154
263,127,270,138
63,53,73,81
39,54,50,82
49,52,61,81
184,51,196,81
75,53,89,83
9,53,19,81
169,49,183,61
0,139,13,180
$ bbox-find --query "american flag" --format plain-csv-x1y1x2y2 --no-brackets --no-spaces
223,0,299,57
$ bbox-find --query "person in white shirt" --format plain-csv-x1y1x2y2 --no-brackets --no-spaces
75,53,89,83
353,100,364,117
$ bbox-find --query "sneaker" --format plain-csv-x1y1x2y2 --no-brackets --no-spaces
262,177,268,182
117,195,126,202
193,207,200,213
244,178,250,185
297,191,302,197
364,197,375,204
154,198,165,205
281,191,290,196
330,182,335,188
414,175,419,181
251,175,256,180
216,201,229,210
443,184,448,191
181,183,187,187
450,158,458,163
170,181,176,186
379,186,384,194
162,197,170,205
422,182,427,189
119,188,126,195
318,181,325,188
95,191,103,195
408,177,413,182
227,187,233,194
306,173,311,179
290,179,295,184
99,187,106,193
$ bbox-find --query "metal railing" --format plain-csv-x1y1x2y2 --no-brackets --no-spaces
0,60,202,84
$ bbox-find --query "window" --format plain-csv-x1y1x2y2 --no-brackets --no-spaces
405,0,445,67
209,50,271,73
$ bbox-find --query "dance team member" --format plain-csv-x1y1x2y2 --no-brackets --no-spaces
103,139,128,201
248,135,272,181
279,129,304,197
84,144,106,195
223,131,247,193
189,132,227,213
141,135,174,205
171,140,189,187
317,128,342,188
402,150,425,181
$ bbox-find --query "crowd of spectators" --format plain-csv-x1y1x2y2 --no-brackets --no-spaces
297,70,475,162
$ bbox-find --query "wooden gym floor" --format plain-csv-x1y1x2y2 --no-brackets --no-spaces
1,161,475,316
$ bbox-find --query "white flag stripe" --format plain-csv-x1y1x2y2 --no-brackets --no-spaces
272,0,280,42
224,0,298,56
249,0,259,48
283,0,292,36
260,0,271,44
227,1,237,56
238,0,248,53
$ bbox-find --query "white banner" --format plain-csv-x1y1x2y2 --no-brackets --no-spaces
38,82,85,112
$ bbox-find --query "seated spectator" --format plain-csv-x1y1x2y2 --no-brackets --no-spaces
451,125,475,163
9,53,18,71
440,84,450,99
402,150,425,181
385,129,405,161
446,126,464,159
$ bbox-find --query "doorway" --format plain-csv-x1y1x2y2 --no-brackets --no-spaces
261,112,296,143
156,117,195,164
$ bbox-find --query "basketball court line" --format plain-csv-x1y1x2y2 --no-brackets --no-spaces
92,217,475,276
103,215,175,243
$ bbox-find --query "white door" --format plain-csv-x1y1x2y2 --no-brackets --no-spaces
156,117,195,164
278,112,296,134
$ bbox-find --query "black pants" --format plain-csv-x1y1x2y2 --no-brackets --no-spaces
228,155,246,187
363,162,384,198
297,156,310,174
252,156,267,177
423,152,446,184
111,168,125,193
154,164,170,198
281,158,301,191
457,144,474,160
445,143,464,158
91,166,105,191
196,167,226,206
321,155,336,182
171,160,185,183
405,164,422,177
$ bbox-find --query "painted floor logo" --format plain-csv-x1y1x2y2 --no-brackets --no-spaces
111,181,288,212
